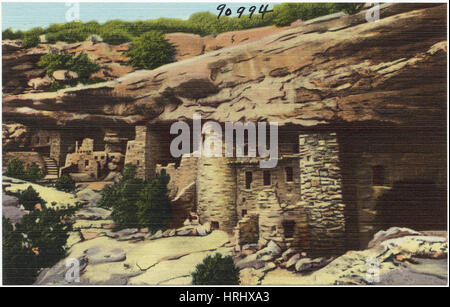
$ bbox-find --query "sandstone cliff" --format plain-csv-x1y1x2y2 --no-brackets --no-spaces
2,3,447,131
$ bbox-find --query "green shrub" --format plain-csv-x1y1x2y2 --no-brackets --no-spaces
125,31,176,70
100,164,172,232
192,253,240,285
272,3,338,27
22,34,40,48
137,170,171,233
55,175,76,192
18,185,46,211
2,217,39,285
2,28,24,40
24,163,45,182
5,157,25,179
3,206,76,284
5,159,44,182
38,52,99,85
16,207,75,268
100,29,132,45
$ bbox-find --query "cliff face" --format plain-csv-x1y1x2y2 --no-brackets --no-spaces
2,4,447,131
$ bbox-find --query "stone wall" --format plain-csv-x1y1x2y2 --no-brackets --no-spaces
124,126,161,180
156,154,198,200
234,214,259,246
234,158,301,221
196,156,237,233
256,188,308,250
299,132,346,257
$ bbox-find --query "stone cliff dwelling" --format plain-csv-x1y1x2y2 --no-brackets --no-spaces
2,4,447,258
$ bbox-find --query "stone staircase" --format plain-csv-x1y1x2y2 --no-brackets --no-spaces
43,156,59,181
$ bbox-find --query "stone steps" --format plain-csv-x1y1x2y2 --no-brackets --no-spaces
43,156,59,179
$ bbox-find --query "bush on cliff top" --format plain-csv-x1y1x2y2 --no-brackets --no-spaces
125,31,176,70
38,52,100,83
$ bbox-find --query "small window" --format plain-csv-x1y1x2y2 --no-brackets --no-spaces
245,171,252,189
85,160,89,167
94,156,97,160
242,209,247,216
263,171,271,186
282,220,295,238
101,156,104,160
47,137,50,143
136,160,140,166
372,165,385,185
211,221,219,229
285,167,293,182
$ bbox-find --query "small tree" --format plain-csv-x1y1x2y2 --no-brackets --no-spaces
55,174,76,192
136,170,171,233
5,158,25,179
24,163,44,183
38,52,100,84
125,31,176,70
2,217,39,285
18,186,46,211
16,208,74,268
192,253,240,285
100,29,131,45
22,34,40,48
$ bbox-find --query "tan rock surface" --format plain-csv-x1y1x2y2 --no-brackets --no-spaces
3,4,446,131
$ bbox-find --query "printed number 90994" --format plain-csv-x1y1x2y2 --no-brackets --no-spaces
216,4,273,19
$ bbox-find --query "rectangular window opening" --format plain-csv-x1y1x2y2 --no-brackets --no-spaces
245,171,252,189
285,167,293,182
263,171,271,186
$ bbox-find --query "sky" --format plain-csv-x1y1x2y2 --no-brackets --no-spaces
2,2,278,31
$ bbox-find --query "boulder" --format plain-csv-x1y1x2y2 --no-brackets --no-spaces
196,223,212,236
236,254,266,270
2,194,26,224
28,75,51,90
52,70,78,82
2,194,19,207
368,227,423,248
255,241,282,260
149,229,163,240
75,207,111,220
76,188,102,206
286,254,301,269
281,248,298,261
295,258,313,272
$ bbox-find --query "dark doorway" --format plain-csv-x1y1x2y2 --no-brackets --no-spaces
285,167,293,182
211,221,220,230
263,171,271,186
282,220,295,238
245,171,252,189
